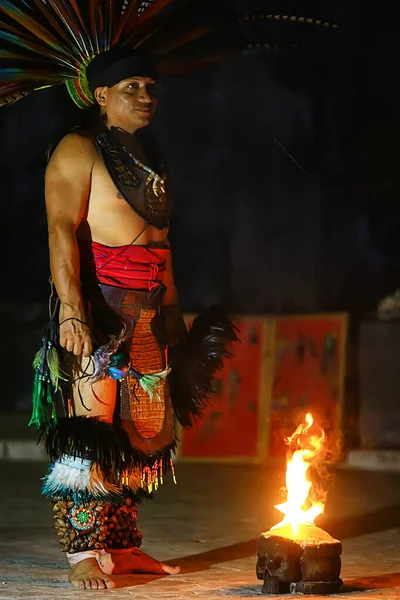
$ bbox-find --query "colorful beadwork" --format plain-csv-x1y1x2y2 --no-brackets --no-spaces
69,506,95,531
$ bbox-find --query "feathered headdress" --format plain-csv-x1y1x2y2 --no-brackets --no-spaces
0,0,337,110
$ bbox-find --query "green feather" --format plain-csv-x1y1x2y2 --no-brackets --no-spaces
30,372,45,427
31,377,40,427
32,346,45,371
46,344,67,390
30,343,61,429
29,372,59,429
139,367,171,402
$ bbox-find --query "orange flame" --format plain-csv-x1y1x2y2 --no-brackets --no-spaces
271,413,326,536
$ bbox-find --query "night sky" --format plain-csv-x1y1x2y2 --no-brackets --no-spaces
1,1,399,409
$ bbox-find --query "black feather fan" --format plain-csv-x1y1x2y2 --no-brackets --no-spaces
168,306,240,429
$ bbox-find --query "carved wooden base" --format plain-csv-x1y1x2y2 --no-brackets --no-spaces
256,524,342,595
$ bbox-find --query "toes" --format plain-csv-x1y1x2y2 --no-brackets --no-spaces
105,578,116,589
78,580,85,589
146,559,167,575
162,564,181,575
97,579,106,590
90,578,99,590
84,579,91,589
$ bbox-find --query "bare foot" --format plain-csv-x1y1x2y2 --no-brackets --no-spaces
99,548,180,576
69,558,116,590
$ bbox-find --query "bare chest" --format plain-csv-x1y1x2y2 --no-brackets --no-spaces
83,160,168,246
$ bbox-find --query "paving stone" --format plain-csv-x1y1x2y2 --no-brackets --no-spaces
0,463,400,599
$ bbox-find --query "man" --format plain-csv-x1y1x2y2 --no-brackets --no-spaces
0,0,331,592
43,49,184,590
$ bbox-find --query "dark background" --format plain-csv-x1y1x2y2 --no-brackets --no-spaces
1,2,399,413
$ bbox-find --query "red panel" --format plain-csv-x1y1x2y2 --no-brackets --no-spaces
268,316,346,458
180,318,264,459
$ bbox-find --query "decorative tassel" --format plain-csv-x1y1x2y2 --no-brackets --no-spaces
30,293,69,429
30,339,64,428
152,460,159,491
120,469,129,488
30,370,52,429
142,466,152,492
170,457,177,484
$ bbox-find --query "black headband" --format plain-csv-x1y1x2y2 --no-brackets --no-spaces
86,49,158,95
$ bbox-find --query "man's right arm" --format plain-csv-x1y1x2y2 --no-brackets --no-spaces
45,132,95,357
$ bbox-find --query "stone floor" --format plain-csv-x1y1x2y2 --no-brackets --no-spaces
0,462,400,599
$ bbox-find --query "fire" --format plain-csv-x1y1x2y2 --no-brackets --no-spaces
271,413,326,536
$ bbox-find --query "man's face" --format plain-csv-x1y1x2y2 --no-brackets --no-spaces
98,76,158,132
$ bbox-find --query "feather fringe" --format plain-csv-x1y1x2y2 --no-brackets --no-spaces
42,456,123,500
168,305,240,429
42,460,145,504
40,416,176,478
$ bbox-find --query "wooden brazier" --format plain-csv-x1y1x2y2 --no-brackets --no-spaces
256,524,342,595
